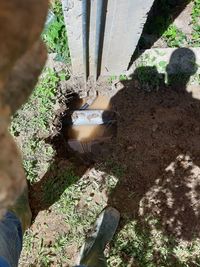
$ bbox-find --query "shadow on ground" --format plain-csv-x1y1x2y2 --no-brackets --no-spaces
100,48,200,265
29,93,88,219
101,48,200,265
30,48,200,265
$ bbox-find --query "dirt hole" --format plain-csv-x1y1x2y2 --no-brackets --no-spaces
51,82,118,165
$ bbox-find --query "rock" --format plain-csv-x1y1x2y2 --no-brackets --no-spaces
152,124,158,132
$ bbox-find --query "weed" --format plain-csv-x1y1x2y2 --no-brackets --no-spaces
43,0,70,62
163,24,186,47
119,74,128,81
134,66,164,91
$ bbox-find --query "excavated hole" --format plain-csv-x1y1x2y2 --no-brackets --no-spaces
50,80,118,165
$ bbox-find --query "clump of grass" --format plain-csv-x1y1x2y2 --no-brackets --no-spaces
43,0,70,62
108,75,117,84
163,24,186,47
134,65,164,92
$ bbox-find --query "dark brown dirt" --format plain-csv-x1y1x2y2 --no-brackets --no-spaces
43,72,200,244
25,77,200,266
48,74,200,244
26,45,200,265
101,81,200,241
31,210,70,246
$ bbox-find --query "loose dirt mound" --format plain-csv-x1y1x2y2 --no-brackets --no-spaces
103,81,200,241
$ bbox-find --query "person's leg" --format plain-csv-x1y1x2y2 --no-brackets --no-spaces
0,211,23,267
77,207,120,267
8,187,32,235
0,186,32,267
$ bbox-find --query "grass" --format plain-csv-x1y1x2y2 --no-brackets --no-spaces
108,74,128,85
108,75,117,84
108,218,200,267
11,68,68,183
191,0,200,46
21,167,113,266
42,165,80,205
163,24,186,47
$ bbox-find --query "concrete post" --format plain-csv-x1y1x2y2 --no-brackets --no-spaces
62,0,155,77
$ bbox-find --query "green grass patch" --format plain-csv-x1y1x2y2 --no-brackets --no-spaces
134,65,164,91
42,165,80,206
163,24,186,47
108,75,128,85
108,218,200,267
11,68,60,135
21,168,110,266
191,0,200,46
11,68,68,183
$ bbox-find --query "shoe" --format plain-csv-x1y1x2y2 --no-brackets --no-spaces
8,184,32,234
78,207,120,267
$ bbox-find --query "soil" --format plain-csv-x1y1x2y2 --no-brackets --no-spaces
21,74,200,265
23,2,200,264
25,58,200,267
102,81,200,241
51,76,200,243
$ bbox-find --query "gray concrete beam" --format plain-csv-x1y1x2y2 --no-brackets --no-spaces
62,0,154,77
